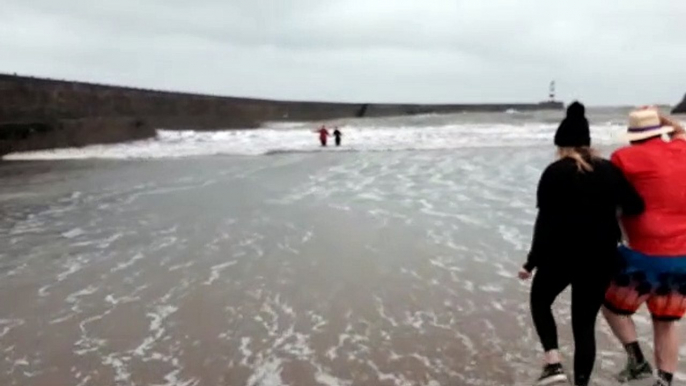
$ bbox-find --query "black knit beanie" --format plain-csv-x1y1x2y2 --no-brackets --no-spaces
554,101,590,147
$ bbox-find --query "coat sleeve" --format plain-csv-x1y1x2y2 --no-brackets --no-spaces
609,156,644,217
524,166,555,272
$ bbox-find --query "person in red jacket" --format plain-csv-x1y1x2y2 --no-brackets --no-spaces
316,125,330,147
602,107,686,386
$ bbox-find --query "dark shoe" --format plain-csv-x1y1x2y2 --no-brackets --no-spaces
535,364,569,386
652,379,669,386
615,360,653,382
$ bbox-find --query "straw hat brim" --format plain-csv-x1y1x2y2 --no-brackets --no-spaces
624,126,674,141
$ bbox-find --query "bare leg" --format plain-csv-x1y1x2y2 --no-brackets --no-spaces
544,350,561,365
602,306,638,344
602,306,653,382
653,320,679,373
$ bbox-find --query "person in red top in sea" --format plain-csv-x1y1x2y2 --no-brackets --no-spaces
603,107,686,386
316,125,330,147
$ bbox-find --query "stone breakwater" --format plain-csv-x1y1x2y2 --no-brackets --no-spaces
0,74,563,156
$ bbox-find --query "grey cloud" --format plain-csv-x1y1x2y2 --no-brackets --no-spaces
1,0,685,104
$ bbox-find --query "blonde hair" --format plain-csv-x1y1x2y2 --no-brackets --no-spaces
557,147,598,172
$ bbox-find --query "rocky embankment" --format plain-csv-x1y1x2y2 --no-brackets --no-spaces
673,94,686,114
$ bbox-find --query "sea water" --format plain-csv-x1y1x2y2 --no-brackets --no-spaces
0,108,683,386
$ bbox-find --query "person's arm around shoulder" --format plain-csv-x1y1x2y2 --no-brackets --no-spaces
608,156,644,217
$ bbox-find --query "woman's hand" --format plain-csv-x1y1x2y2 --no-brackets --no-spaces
518,267,532,280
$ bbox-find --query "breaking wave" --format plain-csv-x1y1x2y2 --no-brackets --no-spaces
3,122,629,161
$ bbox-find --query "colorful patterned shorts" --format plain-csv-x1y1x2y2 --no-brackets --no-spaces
604,246,686,321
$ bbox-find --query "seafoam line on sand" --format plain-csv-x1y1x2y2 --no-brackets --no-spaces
203,261,237,285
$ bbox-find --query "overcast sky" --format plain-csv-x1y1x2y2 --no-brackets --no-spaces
1,0,685,105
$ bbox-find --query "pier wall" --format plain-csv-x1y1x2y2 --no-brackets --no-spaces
0,74,563,155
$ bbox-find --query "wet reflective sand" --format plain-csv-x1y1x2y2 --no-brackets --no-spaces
0,148,678,386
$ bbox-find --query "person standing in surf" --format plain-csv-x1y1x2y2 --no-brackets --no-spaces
333,128,343,147
518,102,644,386
316,125,330,147
602,108,686,386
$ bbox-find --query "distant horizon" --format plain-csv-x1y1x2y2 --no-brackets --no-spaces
3,72,678,109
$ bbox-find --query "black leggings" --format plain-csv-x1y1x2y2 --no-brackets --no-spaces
530,268,610,386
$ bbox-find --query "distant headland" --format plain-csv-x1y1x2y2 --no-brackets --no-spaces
0,74,563,156
673,94,686,114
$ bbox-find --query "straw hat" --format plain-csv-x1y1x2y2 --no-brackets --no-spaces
626,109,674,141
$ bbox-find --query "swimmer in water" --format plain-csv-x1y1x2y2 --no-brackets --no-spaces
316,125,330,147
333,128,342,146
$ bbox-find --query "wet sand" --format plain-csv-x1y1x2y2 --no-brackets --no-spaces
0,148,680,386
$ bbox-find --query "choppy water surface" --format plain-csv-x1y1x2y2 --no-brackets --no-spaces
1,110,685,386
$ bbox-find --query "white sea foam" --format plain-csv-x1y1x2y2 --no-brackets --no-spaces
133,304,178,357
65,285,99,311
111,252,144,273
2,122,629,160
102,354,131,383
203,261,237,285
314,370,352,386
57,257,87,281
104,293,140,306
62,228,86,239
0,319,25,338
245,357,284,386
157,362,200,386
239,337,252,366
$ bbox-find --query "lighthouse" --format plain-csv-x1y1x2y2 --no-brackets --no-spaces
535,81,564,110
